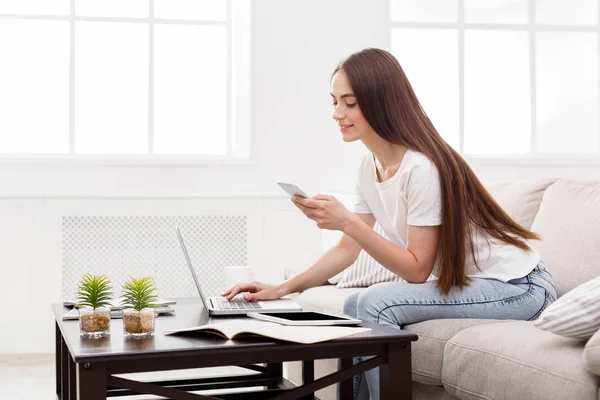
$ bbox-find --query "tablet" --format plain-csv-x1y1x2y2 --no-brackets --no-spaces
247,311,362,326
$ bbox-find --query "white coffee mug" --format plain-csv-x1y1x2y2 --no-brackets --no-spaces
224,266,253,290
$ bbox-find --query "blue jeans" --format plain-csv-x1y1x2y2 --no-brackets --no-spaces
342,262,557,400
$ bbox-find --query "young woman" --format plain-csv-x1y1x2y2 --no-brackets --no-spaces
223,48,557,399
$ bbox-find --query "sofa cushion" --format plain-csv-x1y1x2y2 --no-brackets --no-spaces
584,328,600,376
404,319,505,386
442,321,598,400
413,381,459,400
485,179,556,230
530,180,600,297
294,287,505,388
534,275,600,339
293,285,364,313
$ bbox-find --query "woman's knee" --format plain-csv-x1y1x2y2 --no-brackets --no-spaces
343,292,361,318
355,282,421,325
356,285,388,322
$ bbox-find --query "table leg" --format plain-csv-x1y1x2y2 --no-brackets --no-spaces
68,352,76,398
78,362,107,400
301,360,314,399
380,343,411,400
61,335,70,400
339,357,354,400
56,322,61,399
266,363,283,389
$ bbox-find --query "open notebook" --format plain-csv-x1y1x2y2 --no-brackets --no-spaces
164,320,371,344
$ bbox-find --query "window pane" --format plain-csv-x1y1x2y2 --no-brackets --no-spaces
536,0,597,25
154,25,227,155
391,29,459,149
231,0,251,157
76,0,148,18
75,22,148,154
154,0,226,21
0,0,69,15
464,30,530,155
391,0,457,22
0,20,69,153
537,32,598,153
465,0,528,24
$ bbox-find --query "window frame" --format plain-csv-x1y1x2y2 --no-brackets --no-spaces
391,0,600,164
0,0,252,165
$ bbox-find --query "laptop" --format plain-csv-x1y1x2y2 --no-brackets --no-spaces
176,226,302,316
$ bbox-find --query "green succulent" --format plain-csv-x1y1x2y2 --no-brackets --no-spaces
76,273,113,309
120,276,159,312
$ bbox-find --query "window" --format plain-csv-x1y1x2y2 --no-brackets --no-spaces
391,0,600,159
0,0,250,159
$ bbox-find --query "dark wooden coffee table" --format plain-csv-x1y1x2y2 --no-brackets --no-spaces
54,298,417,399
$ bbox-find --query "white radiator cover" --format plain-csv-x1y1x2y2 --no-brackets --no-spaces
62,215,248,300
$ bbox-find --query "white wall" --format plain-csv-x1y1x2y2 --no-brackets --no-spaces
1,0,600,354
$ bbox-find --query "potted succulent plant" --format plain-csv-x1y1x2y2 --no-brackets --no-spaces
121,276,159,339
76,273,113,338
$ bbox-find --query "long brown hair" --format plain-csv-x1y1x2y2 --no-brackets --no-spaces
334,48,540,295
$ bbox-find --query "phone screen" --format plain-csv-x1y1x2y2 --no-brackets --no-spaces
261,312,348,321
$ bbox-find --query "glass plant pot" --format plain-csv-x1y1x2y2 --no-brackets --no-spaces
123,308,155,339
79,306,111,339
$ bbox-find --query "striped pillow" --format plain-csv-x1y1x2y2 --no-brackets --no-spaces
533,276,600,340
336,223,405,288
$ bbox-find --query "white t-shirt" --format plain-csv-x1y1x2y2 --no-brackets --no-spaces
353,150,540,282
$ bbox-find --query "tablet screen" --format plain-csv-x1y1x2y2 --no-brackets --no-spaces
260,312,349,321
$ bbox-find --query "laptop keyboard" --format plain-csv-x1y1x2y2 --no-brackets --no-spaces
218,297,262,310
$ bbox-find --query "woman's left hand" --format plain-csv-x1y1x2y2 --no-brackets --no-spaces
292,194,358,231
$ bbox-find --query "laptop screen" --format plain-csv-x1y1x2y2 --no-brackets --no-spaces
176,226,211,311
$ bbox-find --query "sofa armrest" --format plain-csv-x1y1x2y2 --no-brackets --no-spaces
584,329,600,376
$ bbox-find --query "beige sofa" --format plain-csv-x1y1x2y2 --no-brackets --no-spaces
285,179,600,400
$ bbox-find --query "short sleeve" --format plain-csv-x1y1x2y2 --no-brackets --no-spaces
406,163,442,226
353,155,372,214
353,181,371,214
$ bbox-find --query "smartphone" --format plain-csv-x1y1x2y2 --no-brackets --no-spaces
277,182,310,198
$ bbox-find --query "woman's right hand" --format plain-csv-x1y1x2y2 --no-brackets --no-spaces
221,281,284,302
